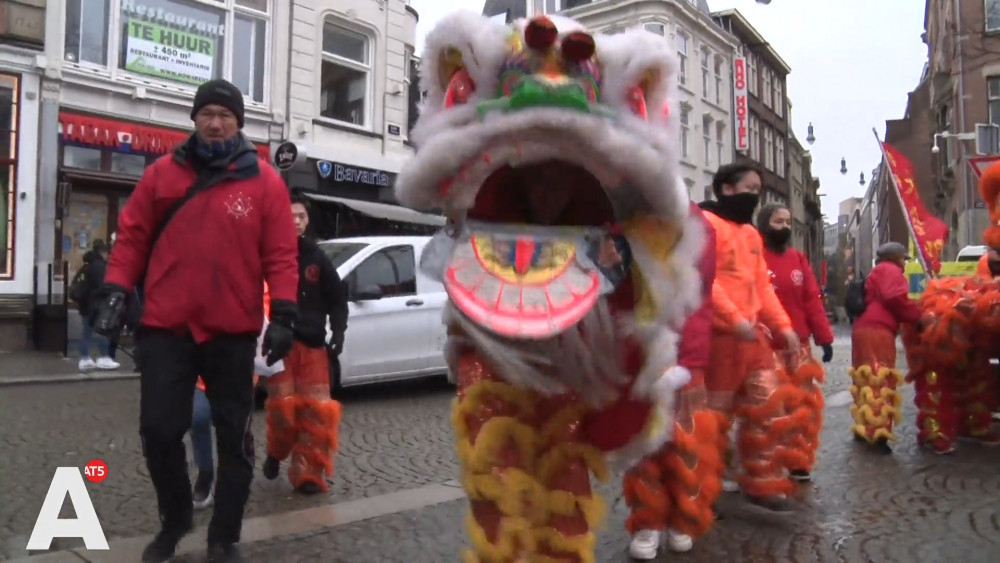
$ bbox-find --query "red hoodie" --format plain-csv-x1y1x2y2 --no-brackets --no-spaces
677,202,716,372
855,260,922,334
763,247,833,346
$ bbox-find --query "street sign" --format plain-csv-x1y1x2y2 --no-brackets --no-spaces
968,155,1000,179
273,142,301,170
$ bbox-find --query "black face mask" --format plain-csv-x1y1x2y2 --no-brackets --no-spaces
716,192,760,224
764,227,792,249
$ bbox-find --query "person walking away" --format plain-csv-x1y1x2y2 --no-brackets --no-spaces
93,79,299,563
76,239,119,372
848,242,921,454
262,195,348,494
757,204,834,482
698,163,801,513
625,201,723,559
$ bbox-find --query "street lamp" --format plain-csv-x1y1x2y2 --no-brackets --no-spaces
859,172,866,185
840,157,847,175
806,122,816,145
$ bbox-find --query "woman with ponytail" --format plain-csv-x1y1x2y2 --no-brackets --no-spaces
756,204,833,481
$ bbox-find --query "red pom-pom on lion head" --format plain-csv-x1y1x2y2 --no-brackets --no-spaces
980,161,1000,248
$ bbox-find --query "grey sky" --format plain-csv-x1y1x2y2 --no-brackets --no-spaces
409,0,928,220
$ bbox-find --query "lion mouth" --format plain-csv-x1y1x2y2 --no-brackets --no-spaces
466,159,617,228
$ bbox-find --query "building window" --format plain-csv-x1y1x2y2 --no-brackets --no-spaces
703,186,713,202
0,74,18,278
764,126,774,171
701,48,710,98
545,0,591,12
676,31,689,86
65,0,271,104
680,107,690,159
321,22,371,127
716,122,726,166
714,55,724,104
65,0,111,66
773,79,783,117
702,115,712,167
989,76,1000,125
749,115,760,161
762,68,772,108
776,136,785,178
747,52,757,96
643,22,665,36
988,0,1000,31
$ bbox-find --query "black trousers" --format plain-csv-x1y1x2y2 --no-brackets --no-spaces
138,328,257,544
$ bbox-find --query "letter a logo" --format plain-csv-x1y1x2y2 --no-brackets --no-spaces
26,468,109,550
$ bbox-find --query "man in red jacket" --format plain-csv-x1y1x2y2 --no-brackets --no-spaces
94,79,298,563
757,203,834,481
624,202,721,559
848,242,920,454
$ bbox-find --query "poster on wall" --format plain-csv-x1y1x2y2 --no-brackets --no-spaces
120,0,224,86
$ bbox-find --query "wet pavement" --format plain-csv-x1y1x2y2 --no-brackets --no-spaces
3,326,1000,562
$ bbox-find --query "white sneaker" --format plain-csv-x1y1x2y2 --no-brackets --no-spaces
95,357,120,370
628,529,660,560
78,358,96,372
722,479,740,492
666,530,693,552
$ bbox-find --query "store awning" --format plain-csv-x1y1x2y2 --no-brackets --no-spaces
302,193,446,227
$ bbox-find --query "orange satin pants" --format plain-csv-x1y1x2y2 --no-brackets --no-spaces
623,372,724,539
265,342,342,491
705,330,796,499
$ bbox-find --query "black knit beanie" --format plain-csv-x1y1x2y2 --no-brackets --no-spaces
191,79,245,128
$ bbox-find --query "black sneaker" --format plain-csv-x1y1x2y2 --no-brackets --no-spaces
790,469,811,482
141,523,192,563
743,494,795,514
296,481,322,495
193,470,214,509
874,437,893,455
262,455,280,480
208,542,244,563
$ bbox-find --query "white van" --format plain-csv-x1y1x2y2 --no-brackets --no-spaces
957,245,987,262
319,236,449,388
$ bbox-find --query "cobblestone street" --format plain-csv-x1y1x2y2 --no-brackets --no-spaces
3,328,1000,562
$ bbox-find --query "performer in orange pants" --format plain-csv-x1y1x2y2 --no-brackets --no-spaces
624,202,721,559
262,196,348,494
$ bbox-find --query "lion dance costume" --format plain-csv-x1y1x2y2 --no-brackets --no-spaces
903,164,1000,453
394,12,710,562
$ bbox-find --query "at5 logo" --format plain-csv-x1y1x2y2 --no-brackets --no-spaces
26,460,109,551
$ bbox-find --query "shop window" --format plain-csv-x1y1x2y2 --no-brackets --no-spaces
64,146,104,170
320,22,371,127
110,152,148,176
65,0,271,104
65,0,112,66
0,74,17,278
349,245,416,298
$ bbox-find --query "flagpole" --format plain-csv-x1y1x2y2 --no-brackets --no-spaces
871,127,935,279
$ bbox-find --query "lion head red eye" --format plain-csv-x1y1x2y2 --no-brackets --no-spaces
626,86,647,119
525,16,559,51
444,68,476,108
561,32,595,63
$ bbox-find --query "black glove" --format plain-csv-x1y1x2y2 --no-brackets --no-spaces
821,343,834,364
328,332,345,356
94,284,129,337
262,299,297,367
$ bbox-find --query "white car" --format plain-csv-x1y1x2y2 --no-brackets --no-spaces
320,236,449,389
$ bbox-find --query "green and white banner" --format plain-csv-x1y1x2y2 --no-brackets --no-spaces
123,20,216,86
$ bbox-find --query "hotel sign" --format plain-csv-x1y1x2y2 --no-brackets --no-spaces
733,56,749,153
